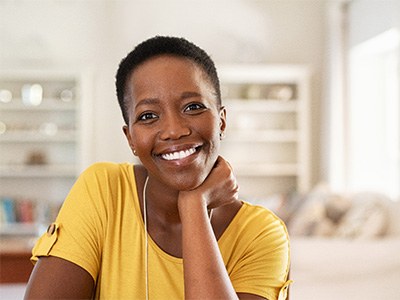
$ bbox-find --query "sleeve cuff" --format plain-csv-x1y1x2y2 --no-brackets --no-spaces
30,222,59,264
278,280,293,300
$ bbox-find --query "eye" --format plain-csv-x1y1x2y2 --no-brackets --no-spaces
184,102,206,113
137,112,158,122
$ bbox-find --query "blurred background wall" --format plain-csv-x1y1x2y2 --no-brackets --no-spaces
0,0,326,186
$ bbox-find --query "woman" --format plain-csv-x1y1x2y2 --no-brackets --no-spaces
25,36,291,300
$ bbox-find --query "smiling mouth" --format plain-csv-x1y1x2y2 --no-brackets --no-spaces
160,147,199,161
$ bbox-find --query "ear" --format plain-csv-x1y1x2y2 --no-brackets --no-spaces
219,106,227,138
122,125,137,156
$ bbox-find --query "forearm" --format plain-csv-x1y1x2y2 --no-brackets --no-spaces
179,199,238,300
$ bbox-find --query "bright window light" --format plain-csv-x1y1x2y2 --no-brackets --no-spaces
349,28,400,199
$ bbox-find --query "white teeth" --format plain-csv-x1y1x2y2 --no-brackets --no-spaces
161,148,196,161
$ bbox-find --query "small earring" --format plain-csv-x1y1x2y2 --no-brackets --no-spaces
219,132,225,140
133,149,137,156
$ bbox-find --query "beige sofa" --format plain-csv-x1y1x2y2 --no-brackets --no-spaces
290,236,400,299
286,191,400,300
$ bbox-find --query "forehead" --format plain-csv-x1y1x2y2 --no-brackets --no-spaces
134,55,199,79
127,55,214,97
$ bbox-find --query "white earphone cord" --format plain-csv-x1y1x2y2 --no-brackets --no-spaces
143,176,149,300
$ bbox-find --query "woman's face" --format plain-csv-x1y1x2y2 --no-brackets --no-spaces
123,55,226,191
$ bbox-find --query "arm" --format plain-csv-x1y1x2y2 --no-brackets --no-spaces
178,157,267,300
24,256,94,299
179,197,237,299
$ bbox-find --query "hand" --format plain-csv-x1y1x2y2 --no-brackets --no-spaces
179,156,239,210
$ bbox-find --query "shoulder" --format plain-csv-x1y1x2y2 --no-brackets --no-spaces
61,162,139,221
236,201,289,245
79,162,134,181
83,162,132,174
241,201,287,228
72,162,137,196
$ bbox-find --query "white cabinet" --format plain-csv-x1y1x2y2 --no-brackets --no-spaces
218,65,311,200
0,70,91,235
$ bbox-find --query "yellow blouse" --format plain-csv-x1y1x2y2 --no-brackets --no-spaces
31,162,291,299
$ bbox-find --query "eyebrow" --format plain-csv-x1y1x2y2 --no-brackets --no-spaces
134,97,160,110
134,92,202,109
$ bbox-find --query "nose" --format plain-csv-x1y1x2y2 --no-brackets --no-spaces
159,113,191,140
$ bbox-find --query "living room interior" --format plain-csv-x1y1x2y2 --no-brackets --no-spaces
0,1,399,299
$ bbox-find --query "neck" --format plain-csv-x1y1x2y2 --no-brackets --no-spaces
145,176,182,225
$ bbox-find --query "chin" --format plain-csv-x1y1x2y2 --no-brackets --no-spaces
172,173,208,191
152,151,218,191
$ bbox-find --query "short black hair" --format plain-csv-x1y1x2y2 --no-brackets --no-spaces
115,36,221,124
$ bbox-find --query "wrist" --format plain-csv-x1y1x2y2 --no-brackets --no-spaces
178,192,208,219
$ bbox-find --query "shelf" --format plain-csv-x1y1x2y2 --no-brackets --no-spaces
218,64,310,83
0,130,76,143
233,163,298,177
0,99,76,111
225,130,298,142
225,99,298,112
0,69,91,238
0,164,77,178
217,64,311,196
0,223,40,236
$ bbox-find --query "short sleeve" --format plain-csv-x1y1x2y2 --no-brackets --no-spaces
31,163,111,281
224,205,291,300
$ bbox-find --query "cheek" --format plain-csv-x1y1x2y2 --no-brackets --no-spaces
131,129,152,155
201,119,221,153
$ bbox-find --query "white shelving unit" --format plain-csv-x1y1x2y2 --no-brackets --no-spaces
218,64,311,200
0,70,92,235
